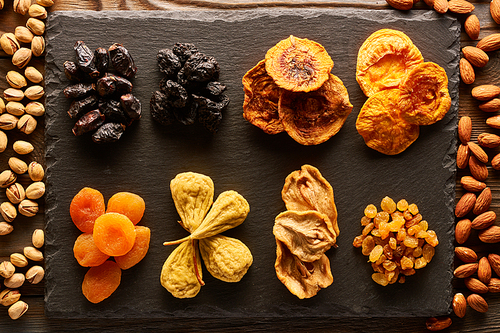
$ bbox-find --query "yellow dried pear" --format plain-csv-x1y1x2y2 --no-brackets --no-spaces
199,235,253,282
160,241,203,299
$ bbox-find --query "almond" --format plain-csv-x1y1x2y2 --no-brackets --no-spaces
454,263,479,278
423,0,434,5
491,0,500,24
462,46,489,67
460,58,475,84
472,211,496,230
458,116,472,144
478,256,492,284
453,293,467,318
477,33,500,52
487,115,500,129
479,98,500,112
386,0,414,10
455,219,472,244
455,192,476,217
433,0,448,13
467,294,488,313
425,317,452,331
460,176,486,192
492,152,500,170
448,0,475,13
465,277,489,294
479,225,500,243
468,141,488,163
472,85,500,100
488,277,500,292
478,132,500,148
455,246,478,263
465,14,480,40
457,144,470,169
487,253,500,276
469,155,488,181
473,187,492,215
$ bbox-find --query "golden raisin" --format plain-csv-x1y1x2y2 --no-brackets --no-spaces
380,196,396,213
397,199,409,211
372,272,389,286
364,204,377,219
408,203,419,215
369,245,384,262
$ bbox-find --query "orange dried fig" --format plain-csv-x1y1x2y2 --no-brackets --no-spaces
242,59,284,134
278,73,353,145
356,89,419,155
356,29,423,97
398,62,451,125
265,35,334,93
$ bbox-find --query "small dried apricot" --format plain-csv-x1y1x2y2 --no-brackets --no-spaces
106,192,145,225
70,187,105,233
73,233,109,267
93,212,136,256
115,226,151,270
82,260,121,303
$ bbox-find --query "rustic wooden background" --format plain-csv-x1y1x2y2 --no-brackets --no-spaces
2,0,500,331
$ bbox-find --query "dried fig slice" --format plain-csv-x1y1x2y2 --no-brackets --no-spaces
265,35,334,93
356,89,419,155
281,164,338,237
275,239,333,299
356,29,423,97
199,234,253,282
242,59,284,134
274,210,336,262
278,74,353,145
398,62,451,125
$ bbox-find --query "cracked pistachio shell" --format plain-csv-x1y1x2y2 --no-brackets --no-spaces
0,222,13,236
0,289,21,306
28,4,47,19
26,18,45,36
0,97,5,114
26,101,45,116
26,182,45,200
13,0,30,15
28,162,44,181
8,157,27,174
14,26,33,44
6,71,27,89
31,36,45,57
6,101,25,117
0,260,15,278
0,130,7,152
12,48,32,69
24,246,43,261
18,114,37,135
26,265,44,284
18,199,39,217
10,253,27,268
1,201,17,222
6,183,25,204
0,170,17,188
32,229,44,248
0,33,20,55
8,300,28,320
3,88,24,102
13,140,34,155
24,85,44,100
25,66,43,84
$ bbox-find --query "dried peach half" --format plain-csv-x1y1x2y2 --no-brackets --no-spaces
265,35,334,93
356,29,423,97
356,89,419,155
278,73,353,145
242,59,284,134
398,62,451,125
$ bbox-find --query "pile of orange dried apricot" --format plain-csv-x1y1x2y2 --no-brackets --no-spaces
70,188,150,303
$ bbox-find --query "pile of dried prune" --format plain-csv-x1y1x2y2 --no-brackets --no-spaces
150,43,229,133
63,41,141,143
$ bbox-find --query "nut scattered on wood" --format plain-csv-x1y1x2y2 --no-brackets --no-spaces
491,0,500,25
455,219,472,244
453,293,467,318
454,263,479,278
433,0,448,14
455,246,478,263
477,33,500,52
458,116,472,144
461,176,486,192
457,144,470,169
462,46,489,68
473,187,492,215
464,15,480,40
479,225,500,243
467,294,488,313
472,85,500,100
448,0,474,14
460,58,475,84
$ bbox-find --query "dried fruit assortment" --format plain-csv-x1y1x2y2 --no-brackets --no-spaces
150,43,229,133
62,41,141,143
161,172,252,298
356,29,451,155
353,197,439,286
274,165,337,299
70,188,150,303
243,35,353,145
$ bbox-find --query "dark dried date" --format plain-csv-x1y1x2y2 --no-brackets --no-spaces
99,99,129,125
63,61,84,82
92,123,125,143
120,94,141,121
72,110,105,136
109,43,137,79
67,94,98,119
74,41,99,78
63,83,95,99
94,47,109,76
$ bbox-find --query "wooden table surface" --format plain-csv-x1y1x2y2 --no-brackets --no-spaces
1,0,500,331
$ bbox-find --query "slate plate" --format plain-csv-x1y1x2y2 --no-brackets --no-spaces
44,9,459,318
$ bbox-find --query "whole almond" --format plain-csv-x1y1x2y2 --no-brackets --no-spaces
479,225,500,243
478,133,500,148
433,0,448,13
455,192,476,217
462,46,489,67
480,98,500,112
477,33,500,52
479,256,492,284
457,144,470,169
454,263,479,278
425,317,452,331
487,115,500,129
473,187,492,215
472,85,500,100
472,211,496,230
461,176,486,192
469,155,488,181
453,293,467,318
423,0,434,5
467,294,488,313
465,14,480,40
456,219,472,244
492,0,500,24
448,0,474,13
465,277,489,294
468,142,488,164
487,253,500,276
488,278,500,292
386,0,414,10
455,246,478,263
492,153,500,170
458,116,472,144
460,58,475,84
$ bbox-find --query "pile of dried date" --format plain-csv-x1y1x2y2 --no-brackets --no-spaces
62,41,141,143
150,43,229,133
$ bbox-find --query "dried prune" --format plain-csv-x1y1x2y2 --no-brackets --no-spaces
120,94,141,121
182,53,220,83
174,104,197,126
63,83,95,99
160,79,189,108
109,43,137,79
157,49,182,77
192,94,228,133
67,94,98,119
63,61,84,82
74,41,99,78
94,47,109,76
205,81,226,96
150,90,175,126
172,42,198,63
98,99,128,125
72,110,105,136
92,123,125,143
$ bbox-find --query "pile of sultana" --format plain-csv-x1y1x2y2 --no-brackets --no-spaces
273,165,338,299
243,35,353,145
353,196,438,286
355,29,451,155
161,172,252,298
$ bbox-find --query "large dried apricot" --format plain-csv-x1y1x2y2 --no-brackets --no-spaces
115,226,151,270
93,212,136,256
106,192,145,225
356,29,423,97
82,260,122,303
73,233,110,267
70,187,106,233
265,35,334,93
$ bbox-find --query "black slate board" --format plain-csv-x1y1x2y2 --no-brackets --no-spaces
44,9,459,318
